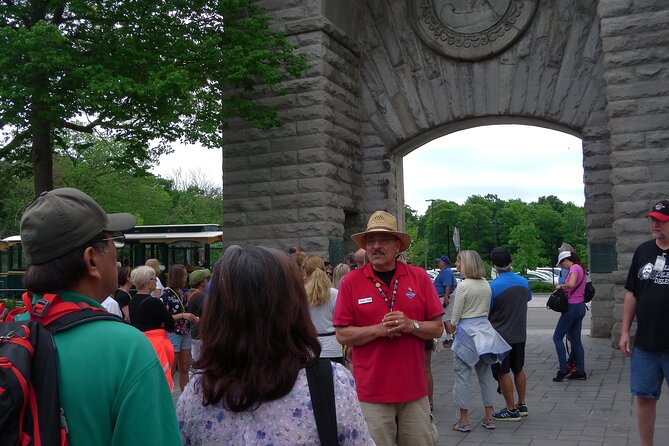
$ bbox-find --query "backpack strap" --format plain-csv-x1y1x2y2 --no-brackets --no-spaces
305,358,337,446
24,291,122,331
46,309,123,333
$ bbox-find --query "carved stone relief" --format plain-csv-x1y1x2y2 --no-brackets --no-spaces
410,0,538,61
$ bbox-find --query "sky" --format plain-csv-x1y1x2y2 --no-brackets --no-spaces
152,143,223,187
403,125,584,215
153,124,584,216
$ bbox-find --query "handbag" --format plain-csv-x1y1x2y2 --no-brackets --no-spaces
547,289,568,313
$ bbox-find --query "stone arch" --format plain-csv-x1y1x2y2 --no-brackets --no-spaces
221,1,669,340
389,116,584,226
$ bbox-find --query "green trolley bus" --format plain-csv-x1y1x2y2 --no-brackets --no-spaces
1,224,223,298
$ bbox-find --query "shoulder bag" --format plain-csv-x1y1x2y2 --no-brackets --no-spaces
546,288,568,313
306,359,337,446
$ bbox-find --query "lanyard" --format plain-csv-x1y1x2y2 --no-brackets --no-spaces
374,279,399,311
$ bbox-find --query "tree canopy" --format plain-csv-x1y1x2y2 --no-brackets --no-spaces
0,0,306,194
0,135,223,237
406,194,587,272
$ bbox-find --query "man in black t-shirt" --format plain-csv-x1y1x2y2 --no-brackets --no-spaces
620,200,669,446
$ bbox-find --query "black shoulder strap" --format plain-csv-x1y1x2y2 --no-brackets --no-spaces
46,309,123,333
306,359,337,446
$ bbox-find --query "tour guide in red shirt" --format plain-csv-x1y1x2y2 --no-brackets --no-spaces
334,210,444,446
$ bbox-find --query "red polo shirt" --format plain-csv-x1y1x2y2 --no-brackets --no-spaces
334,262,443,403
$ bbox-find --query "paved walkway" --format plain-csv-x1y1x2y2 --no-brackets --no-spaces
430,326,669,445
172,296,669,445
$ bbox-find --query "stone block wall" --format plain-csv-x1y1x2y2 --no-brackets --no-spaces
218,1,669,341
222,1,363,259
598,2,669,341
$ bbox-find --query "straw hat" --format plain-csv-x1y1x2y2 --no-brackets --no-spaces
351,211,411,252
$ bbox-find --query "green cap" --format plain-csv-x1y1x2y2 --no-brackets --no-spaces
189,268,211,286
20,188,136,265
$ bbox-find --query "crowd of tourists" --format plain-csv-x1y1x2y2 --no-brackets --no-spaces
7,187,668,446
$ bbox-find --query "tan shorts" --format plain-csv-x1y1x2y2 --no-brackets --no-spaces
359,396,435,446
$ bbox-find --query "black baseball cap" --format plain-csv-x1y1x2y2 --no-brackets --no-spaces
20,188,136,265
490,248,512,268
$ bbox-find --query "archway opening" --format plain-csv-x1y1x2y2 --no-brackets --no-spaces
401,124,584,276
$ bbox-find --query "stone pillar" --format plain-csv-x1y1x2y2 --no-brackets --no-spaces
598,2,669,342
222,1,363,260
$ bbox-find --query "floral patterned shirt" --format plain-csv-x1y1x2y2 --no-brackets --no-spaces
161,288,190,335
177,362,376,446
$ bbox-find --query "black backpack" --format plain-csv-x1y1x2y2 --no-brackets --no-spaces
0,295,121,446
584,274,596,303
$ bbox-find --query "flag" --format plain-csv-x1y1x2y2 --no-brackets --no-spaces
453,227,461,252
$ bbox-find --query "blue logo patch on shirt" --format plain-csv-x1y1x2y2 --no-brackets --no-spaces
406,287,416,299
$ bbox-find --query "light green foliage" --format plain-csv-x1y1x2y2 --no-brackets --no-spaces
0,0,307,194
508,217,547,273
50,136,222,226
0,132,220,237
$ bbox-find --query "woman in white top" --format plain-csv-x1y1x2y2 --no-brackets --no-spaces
305,255,343,364
451,250,510,433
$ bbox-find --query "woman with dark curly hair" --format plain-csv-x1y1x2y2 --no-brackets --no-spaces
176,246,374,445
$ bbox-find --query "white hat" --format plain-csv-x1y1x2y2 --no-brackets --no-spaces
556,251,572,266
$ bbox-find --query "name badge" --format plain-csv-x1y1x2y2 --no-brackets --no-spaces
358,297,373,305
654,254,666,272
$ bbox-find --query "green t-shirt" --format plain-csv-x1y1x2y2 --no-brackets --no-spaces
34,291,181,445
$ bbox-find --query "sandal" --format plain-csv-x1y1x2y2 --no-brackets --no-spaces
480,418,496,430
452,421,471,432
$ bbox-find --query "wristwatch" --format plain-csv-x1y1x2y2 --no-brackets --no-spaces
412,320,420,333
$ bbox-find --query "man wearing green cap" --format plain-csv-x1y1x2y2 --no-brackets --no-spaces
20,188,181,445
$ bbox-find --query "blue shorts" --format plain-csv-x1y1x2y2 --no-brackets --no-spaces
168,332,192,353
630,347,669,399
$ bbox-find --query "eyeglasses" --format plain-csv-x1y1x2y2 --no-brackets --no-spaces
100,234,126,248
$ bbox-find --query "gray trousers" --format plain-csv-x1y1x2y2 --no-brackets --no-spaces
453,354,497,410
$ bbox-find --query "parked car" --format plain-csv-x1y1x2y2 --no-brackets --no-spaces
537,267,561,276
425,268,462,283
524,270,558,285
426,269,439,281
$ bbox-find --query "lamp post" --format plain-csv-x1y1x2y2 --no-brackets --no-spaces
426,199,436,266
